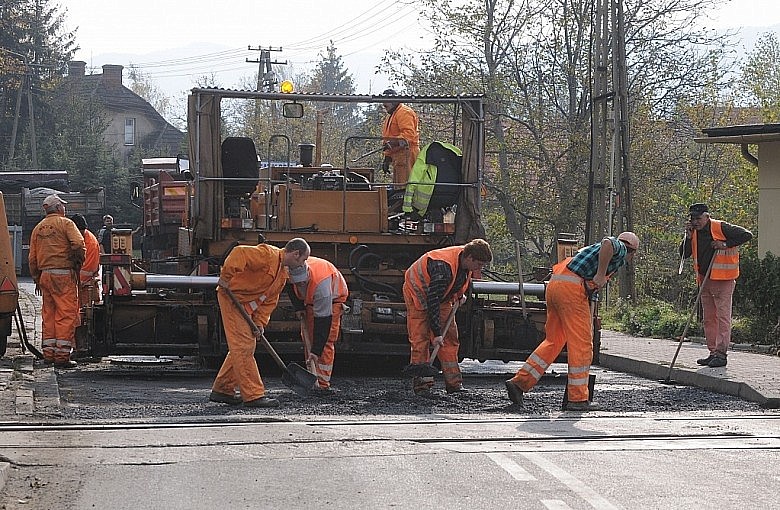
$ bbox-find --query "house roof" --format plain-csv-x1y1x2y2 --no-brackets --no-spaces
66,69,184,153
695,123,780,144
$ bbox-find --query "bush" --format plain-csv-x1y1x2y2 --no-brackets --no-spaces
604,297,701,339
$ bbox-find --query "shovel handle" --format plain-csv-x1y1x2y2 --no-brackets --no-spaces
300,316,319,376
223,287,288,371
428,300,460,364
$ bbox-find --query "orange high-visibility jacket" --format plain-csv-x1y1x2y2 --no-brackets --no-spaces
292,256,349,317
404,246,469,310
692,219,739,281
382,103,420,156
28,213,85,281
217,244,288,327
80,229,100,282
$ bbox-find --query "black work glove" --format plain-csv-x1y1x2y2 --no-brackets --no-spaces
35,282,41,296
382,156,392,173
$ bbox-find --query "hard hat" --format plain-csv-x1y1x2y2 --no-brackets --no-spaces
617,231,639,251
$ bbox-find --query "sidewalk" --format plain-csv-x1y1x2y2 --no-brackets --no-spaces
600,330,780,409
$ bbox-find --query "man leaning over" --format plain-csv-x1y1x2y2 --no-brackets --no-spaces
210,238,310,408
28,195,85,368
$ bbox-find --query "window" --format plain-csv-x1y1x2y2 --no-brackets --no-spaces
124,118,135,146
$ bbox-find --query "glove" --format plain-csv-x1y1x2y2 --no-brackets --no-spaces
432,335,444,347
398,139,409,149
383,142,393,151
253,325,265,340
35,283,41,296
217,278,229,289
382,156,392,173
458,294,468,306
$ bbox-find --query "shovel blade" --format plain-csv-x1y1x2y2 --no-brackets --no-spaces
402,362,440,377
282,362,318,396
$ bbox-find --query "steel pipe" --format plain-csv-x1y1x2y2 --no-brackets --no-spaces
472,281,546,298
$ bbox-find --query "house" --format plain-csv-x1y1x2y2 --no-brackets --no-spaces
65,61,185,164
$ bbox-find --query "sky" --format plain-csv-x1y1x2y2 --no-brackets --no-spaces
62,0,780,103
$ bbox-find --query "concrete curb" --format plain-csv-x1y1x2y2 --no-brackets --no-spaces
599,353,778,408
0,461,9,494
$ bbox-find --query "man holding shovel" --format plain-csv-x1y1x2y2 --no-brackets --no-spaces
680,203,752,368
210,238,310,407
403,239,493,396
288,257,349,391
505,232,639,411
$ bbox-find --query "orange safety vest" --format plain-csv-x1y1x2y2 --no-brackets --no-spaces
405,246,470,310
692,219,740,281
293,256,349,305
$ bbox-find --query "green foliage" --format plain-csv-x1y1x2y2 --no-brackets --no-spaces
605,297,701,339
733,252,780,344
739,32,780,123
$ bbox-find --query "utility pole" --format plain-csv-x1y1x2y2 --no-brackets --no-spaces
587,0,634,299
246,46,286,92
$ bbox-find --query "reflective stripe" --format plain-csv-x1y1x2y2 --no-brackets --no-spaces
568,374,589,386
568,364,589,374
528,352,550,371
42,268,71,275
244,294,268,313
521,362,543,380
550,274,583,284
80,270,96,277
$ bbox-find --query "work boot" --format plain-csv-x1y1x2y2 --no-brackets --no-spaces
414,388,437,399
446,385,468,394
708,356,727,368
696,354,715,366
244,396,280,408
209,391,242,405
54,360,77,369
565,401,601,412
505,380,524,404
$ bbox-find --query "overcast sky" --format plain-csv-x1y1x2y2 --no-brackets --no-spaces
62,0,780,98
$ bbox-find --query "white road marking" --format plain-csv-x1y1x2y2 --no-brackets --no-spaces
486,452,537,481
541,500,574,510
521,452,620,510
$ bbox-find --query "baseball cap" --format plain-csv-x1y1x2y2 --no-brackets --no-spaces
382,88,397,96
617,231,640,251
42,194,67,208
289,263,309,284
689,203,708,218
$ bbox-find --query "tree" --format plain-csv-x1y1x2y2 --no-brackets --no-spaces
739,32,780,123
0,0,77,167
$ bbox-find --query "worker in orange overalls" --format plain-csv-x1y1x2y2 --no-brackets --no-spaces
210,238,310,408
28,194,85,368
404,239,493,396
505,232,640,411
71,214,101,310
381,88,420,185
288,256,349,391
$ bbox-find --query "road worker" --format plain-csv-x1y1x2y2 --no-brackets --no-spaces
28,194,85,368
381,88,420,185
71,214,101,309
680,203,752,368
404,239,493,396
288,256,349,390
210,237,310,408
505,232,640,411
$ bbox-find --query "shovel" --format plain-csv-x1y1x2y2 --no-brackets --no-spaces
223,287,317,395
300,316,319,388
402,300,459,377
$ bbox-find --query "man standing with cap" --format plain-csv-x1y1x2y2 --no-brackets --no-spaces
680,203,752,368
381,89,420,184
28,194,85,368
505,232,640,411
288,256,349,390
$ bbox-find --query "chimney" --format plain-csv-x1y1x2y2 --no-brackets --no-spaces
101,64,124,88
68,61,86,79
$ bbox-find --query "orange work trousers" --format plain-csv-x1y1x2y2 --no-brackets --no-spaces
391,146,419,185
39,271,79,363
404,289,461,392
212,291,266,401
510,266,594,403
302,304,343,389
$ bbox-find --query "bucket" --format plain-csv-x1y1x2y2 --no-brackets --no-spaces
298,143,315,167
